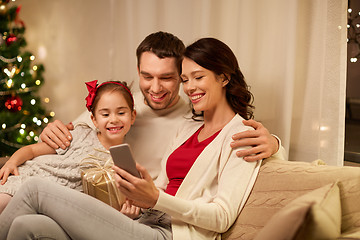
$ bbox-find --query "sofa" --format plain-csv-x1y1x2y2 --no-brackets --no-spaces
222,158,360,240
1,156,360,239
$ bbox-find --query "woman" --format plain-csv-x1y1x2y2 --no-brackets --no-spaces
0,38,262,240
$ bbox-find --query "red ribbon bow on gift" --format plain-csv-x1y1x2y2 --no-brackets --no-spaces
85,80,98,111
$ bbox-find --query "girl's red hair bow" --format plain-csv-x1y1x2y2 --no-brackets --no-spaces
85,80,98,111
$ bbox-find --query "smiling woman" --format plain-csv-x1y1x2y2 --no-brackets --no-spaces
181,38,254,125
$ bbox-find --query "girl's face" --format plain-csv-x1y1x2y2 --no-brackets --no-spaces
91,91,136,149
180,57,228,114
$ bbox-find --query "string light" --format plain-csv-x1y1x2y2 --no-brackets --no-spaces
348,7,360,63
35,80,41,85
4,66,16,78
30,99,36,105
6,79,13,88
2,124,6,129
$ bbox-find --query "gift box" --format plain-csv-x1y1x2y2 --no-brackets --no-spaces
81,159,125,211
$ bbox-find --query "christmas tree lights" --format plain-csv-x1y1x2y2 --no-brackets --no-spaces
0,0,53,156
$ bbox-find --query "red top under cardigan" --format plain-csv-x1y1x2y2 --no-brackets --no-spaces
165,125,221,196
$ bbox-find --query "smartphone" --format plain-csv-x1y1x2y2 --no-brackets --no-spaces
109,143,141,178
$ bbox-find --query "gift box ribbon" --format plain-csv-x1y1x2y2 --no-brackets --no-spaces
81,156,123,209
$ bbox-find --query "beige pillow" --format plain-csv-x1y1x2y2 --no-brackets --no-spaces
254,182,341,240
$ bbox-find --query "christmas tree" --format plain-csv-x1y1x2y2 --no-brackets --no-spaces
0,1,53,157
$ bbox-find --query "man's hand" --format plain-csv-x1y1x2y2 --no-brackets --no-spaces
231,119,279,162
39,120,74,150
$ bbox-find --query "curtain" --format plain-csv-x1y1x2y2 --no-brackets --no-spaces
17,0,347,165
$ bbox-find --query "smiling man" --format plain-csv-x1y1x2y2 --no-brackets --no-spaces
138,51,181,110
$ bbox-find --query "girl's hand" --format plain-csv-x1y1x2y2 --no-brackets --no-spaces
0,161,19,185
120,199,141,219
112,163,159,209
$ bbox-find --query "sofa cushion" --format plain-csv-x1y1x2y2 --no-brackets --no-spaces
222,158,360,240
254,182,341,240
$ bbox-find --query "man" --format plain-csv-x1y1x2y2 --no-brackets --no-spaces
40,31,283,179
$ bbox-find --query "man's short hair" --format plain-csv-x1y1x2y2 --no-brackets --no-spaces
136,31,185,74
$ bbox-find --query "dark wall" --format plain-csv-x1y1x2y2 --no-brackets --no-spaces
347,0,360,99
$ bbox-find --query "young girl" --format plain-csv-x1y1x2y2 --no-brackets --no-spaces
0,80,136,213
0,38,270,240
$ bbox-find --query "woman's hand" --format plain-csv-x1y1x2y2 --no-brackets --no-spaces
0,161,19,185
112,163,159,209
120,199,141,219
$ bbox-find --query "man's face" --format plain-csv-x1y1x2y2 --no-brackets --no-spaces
138,51,181,110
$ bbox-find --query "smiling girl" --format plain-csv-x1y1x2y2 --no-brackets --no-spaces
0,80,136,213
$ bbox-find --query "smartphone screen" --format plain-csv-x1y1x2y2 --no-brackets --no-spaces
109,143,141,178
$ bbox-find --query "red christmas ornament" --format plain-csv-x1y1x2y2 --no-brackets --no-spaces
5,95,23,112
6,34,17,46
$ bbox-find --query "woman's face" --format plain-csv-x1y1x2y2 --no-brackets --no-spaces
180,57,227,113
